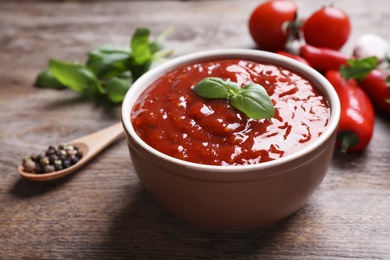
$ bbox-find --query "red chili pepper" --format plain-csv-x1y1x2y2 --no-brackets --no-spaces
325,70,375,152
300,44,348,72
276,51,311,66
359,69,390,114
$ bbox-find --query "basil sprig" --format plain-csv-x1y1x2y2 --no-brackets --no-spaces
339,56,378,81
339,56,390,104
35,28,173,103
193,77,275,119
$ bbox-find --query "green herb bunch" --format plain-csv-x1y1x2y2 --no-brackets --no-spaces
35,28,173,103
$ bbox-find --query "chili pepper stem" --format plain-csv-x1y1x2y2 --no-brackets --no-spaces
338,130,359,153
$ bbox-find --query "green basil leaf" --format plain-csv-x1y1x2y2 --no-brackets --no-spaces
87,45,130,79
231,83,274,119
87,52,130,79
35,69,65,89
131,28,152,65
49,59,104,99
149,41,164,55
105,76,133,103
88,45,129,56
193,77,240,99
340,56,378,81
127,58,152,81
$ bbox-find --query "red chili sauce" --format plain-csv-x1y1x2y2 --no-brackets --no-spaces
131,59,330,166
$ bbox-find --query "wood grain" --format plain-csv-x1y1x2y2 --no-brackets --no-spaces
1,0,390,259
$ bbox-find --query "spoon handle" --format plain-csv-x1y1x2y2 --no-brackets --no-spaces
70,122,124,162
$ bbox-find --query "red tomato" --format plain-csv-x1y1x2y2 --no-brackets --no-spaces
248,0,297,52
303,6,351,50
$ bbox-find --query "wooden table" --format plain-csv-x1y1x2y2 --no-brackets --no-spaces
1,0,389,258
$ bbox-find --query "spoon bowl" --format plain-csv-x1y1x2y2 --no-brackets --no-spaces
18,122,124,181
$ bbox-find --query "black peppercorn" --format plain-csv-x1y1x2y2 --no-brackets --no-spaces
62,158,71,169
70,157,79,165
46,147,56,156
34,164,42,174
49,154,58,164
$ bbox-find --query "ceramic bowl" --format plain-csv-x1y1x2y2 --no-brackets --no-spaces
121,49,340,230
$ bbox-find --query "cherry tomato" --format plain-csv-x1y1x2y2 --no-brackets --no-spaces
303,6,351,50
248,0,297,52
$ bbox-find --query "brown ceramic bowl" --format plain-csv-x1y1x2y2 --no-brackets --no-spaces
121,49,340,230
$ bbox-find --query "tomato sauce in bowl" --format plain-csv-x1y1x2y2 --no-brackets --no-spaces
131,59,330,166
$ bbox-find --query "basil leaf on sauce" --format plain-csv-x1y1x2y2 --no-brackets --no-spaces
193,77,275,119
231,83,275,119
192,77,240,99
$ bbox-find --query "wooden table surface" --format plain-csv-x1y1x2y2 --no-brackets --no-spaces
1,0,389,259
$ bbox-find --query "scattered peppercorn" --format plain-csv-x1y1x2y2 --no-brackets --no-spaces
21,144,83,174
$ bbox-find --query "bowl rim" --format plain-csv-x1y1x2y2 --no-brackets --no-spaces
121,48,341,173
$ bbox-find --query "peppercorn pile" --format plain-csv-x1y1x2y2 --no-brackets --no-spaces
22,145,83,174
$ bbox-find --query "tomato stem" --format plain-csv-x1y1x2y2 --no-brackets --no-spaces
337,130,359,153
284,11,303,54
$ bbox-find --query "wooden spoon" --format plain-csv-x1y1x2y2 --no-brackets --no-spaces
18,122,124,182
